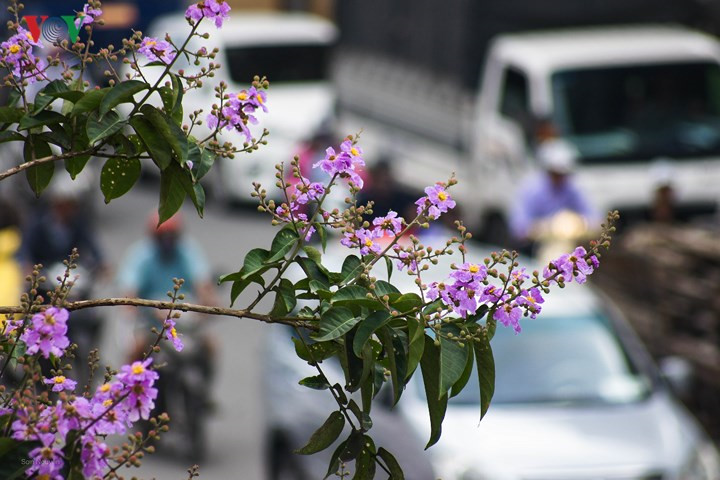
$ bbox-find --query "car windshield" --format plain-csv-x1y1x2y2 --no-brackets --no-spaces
552,62,720,164
450,312,652,405
225,44,331,84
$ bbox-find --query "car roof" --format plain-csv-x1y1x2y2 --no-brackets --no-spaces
492,25,720,74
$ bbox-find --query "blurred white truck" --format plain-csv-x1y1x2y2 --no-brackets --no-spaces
334,1,720,241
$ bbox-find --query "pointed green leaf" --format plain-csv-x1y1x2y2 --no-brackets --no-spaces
303,245,322,264
420,335,448,449
298,374,331,390
71,87,109,115
86,110,125,145
130,116,172,170
450,342,474,398
340,255,364,284
439,324,470,399
242,248,271,278
378,326,408,405
269,278,297,316
139,104,188,163
0,131,24,144
18,110,65,130
353,311,391,357
294,411,345,455
158,162,190,225
390,293,423,313
352,435,376,480
374,279,400,297
267,227,299,263
297,256,330,288
405,316,425,380
33,80,68,113
100,156,141,203
377,447,405,480
0,106,24,124
99,80,148,116
23,135,54,197
229,273,264,306
313,307,359,342
473,334,495,420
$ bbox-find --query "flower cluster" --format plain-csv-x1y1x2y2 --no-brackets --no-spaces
0,26,45,84
164,318,184,351
186,0,232,28
340,210,405,255
7,358,159,479
543,246,598,285
208,86,268,141
415,184,456,220
313,139,365,188
19,307,70,358
138,37,177,64
75,3,102,29
427,262,489,318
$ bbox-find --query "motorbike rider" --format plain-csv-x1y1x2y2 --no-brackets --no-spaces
0,199,22,328
509,138,597,254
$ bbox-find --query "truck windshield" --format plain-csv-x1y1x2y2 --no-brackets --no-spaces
225,44,331,84
552,62,720,164
450,313,651,405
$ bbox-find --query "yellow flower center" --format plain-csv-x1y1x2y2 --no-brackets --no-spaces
350,147,359,156
525,295,535,304
8,44,20,54
146,40,157,47
256,94,264,104
100,383,111,392
364,238,373,248
37,475,50,480
103,399,113,407
41,447,53,459
44,312,55,325
469,264,480,274
53,376,66,384
237,92,248,101
437,191,448,201
132,363,145,375
170,327,177,338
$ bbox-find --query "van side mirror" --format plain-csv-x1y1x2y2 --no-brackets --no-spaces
658,356,693,397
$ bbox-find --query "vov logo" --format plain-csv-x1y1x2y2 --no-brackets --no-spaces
21,15,84,45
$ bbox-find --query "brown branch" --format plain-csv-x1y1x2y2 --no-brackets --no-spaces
0,147,97,182
0,297,317,330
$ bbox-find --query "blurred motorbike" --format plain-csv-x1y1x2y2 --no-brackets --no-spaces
152,311,212,462
527,210,597,265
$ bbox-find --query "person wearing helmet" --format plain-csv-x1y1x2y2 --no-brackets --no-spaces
509,139,597,247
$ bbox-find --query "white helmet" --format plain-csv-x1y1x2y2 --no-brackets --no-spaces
536,139,579,174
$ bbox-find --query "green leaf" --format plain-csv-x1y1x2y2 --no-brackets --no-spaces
473,334,495,420
86,110,125,145
186,180,206,218
378,326,408,405
332,285,381,310
158,162,189,224
0,106,24,124
267,227,299,263
292,337,341,363
339,430,364,462
23,135,54,197
341,330,364,392
229,273,264,306
269,278,297,316
439,324,471,399
99,79,148,116
130,116,172,170
46,90,84,103
294,411,345,455
65,116,90,179
316,222,328,251
450,342,474,398
353,311,391,357
100,156,141,203
374,280,400,297
0,131,24,144
405,316,425,380
18,110,65,130
324,438,348,479
352,435,377,480
384,255,393,281
303,245,322,264
347,400,373,432
33,79,68,113
390,293,423,313
420,335,448,449
377,447,405,480
169,72,184,124
188,142,216,180
242,248,271,278
71,87,109,115
313,307,359,342
139,104,188,163
297,256,330,288
340,255,364,284
298,374,330,390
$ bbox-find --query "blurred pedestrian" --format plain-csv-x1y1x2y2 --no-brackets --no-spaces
0,198,22,317
509,139,596,249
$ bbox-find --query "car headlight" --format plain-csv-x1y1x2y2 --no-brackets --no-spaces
680,441,720,480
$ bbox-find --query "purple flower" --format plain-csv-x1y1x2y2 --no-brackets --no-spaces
494,302,523,333
516,287,545,319
313,143,365,188
26,443,64,479
544,246,597,284
302,225,316,241
164,319,184,352
415,184,456,219
185,0,232,28
295,181,325,205
395,249,418,273
75,3,103,29
209,87,268,141
81,437,110,479
117,358,159,422
342,228,382,255
450,262,487,284
1,27,45,83
138,37,176,64
44,375,77,392
373,210,403,235
20,307,70,358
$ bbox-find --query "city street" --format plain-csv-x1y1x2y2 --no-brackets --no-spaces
95,180,277,479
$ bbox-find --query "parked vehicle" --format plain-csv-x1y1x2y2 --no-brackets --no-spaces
139,12,337,205
335,0,720,241
268,239,720,480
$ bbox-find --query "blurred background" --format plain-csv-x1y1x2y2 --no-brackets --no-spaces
2,0,720,478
